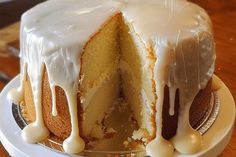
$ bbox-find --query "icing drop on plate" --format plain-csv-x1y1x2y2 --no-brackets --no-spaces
212,75,222,91
146,136,174,157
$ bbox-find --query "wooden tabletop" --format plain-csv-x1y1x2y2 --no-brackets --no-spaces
0,0,235,156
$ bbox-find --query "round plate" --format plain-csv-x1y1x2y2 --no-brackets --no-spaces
0,75,235,157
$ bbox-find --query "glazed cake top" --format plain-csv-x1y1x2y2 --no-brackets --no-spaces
20,0,214,91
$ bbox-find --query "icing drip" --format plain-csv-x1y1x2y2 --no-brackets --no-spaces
123,0,214,156
172,93,202,154
7,57,26,104
63,88,85,153
146,136,174,157
146,43,175,157
50,85,57,116
169,87,177,116
22,63,50,143
180,38,188,83
20,28,50,143
196,33,201,89
7,86,24,105
44,45,85,152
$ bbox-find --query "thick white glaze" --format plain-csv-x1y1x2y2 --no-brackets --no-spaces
8,0,215,155
122,0,215,156
10,0,122,153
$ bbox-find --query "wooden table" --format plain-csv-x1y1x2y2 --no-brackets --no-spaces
0,0,235,156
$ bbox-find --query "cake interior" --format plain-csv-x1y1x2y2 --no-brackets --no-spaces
119,17,157,141
79,14,121,140
79,14,156,143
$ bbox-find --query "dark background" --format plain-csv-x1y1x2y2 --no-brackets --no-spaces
0,0,45,28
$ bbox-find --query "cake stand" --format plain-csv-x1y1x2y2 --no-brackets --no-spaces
0,75,235,157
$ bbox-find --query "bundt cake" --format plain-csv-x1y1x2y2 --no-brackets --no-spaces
7,0,215,156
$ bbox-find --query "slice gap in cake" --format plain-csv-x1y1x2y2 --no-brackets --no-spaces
89,98,142,151
78,13,157,149
79,14,121,140
119,16,157,144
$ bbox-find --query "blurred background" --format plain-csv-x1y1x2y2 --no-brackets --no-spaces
0,0,235,157
0,0,45,28
0,0,45,90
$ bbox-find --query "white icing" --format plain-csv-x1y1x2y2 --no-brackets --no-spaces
8,0,215,155
146,136,174,157
148,43,175,157
8,0,122,153
22,63,50,143
50,85,57,116
7,86,24,105
7,59,26,104
63,88,85,153
122,1,214,156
